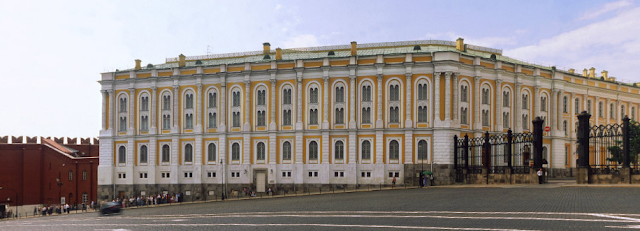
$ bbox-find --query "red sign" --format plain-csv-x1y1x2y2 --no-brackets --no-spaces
544,126,550,132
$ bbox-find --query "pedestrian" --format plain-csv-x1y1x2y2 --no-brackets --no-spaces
392,177,396,188
422,175,427,187
429,175,434,186
537,168,544,184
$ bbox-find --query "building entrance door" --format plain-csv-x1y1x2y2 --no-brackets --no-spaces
256,172,266,192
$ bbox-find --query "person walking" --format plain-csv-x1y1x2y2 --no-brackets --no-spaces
537,168,544,184
392,177,396,188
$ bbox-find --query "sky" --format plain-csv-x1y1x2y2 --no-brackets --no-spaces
1,0,639,138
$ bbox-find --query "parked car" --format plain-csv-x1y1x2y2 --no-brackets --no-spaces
99,202,122,215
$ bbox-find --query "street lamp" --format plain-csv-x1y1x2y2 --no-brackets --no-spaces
56,178,63,207
220,160,225,200
0,187,18,218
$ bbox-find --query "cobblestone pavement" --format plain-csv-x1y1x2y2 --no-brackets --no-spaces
2,182,640,230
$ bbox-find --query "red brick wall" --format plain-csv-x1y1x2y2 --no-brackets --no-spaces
0,143,98,206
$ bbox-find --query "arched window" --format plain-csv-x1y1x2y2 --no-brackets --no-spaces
257,142,266,161
389,140,399,160
233,92,241,107
184,144,193,162
418,83,428,100
309,141,318,160
575,98,580,113
257,90,266,106
119,117,127,132
563,120,567,135
208,112,217,128
185,114,193,129
282,87,292,126
461,85,468,102
610,103,615,119
503,91,510,107
335,86,344,103
361,107,371,124
334,84,345,125
522,94,529,109
232,143,240,161
541,97,547,112
207,143,216,162
599,102,603,117
503,112,510,127
334,141,344,160
208,92,217,108
162,95,171,110
310,88,318,103
522,115,529,129
308,85,319,125
140,94,149,131
362,85,371,102
140,145,148,163
118,146,126,164
82,170,87,181
82,192,88,204
361,140,371,160
282,141,292,160
232,112,241,127
482,110,489,126
461,107,468,124
185,94,194,109
119,98,127,113
563,96,568,113
162,145,170,162
418,140,428,161
390,85,400,101
482,89,489,105
162,115,171,130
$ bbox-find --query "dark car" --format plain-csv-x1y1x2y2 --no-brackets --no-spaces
100,202,122,215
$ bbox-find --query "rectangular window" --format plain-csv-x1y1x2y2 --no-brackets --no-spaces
231,172,240,178
139,173,148,178
388,171,400,178
308,171,318,177
184,172,193,178
118,173,126,179
334,171,345,177
361,171,372,177
207,172,216,178
282,171,292,178
82,171,87,181
161,172,170,178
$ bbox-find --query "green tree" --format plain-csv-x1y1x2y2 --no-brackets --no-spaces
607,120,640,166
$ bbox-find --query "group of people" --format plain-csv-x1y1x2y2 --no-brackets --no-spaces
113,192,186,208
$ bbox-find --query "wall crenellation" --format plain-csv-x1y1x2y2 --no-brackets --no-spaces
0,136,100,145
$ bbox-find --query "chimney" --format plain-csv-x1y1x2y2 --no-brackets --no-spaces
351,41,357,56
568,68,575,74
601,70,608,79
135,59,141,70
456,37,465,52
178,54,186,67
582,68,588,77
276,47,282,60
263,42,271,55
589,67,596,78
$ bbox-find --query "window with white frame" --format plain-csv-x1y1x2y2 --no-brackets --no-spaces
575,98,580,114
563,96,568,113
282,141,292,161
308,171,319,177
184,144,193,163
161,172,170,178
482,110,489,126
389,81,400,123
231,172,240,178
503,112,510,128
361,140,371,160
256,142,266,162
281,171,292,177
482,88,489,105
389,140,399,160
282,86,293,126
118,94,128,132
587,100,592,114
334,83,345,125
388,171,400,178
610,103,615,119
231,143,240,161
140,94,149,131
118,173,126,179
207,172,216,178
522,94,529,110
461,85,468,102
461,107,468,125
308,84,319,125
184,91,194,129
309,141,318,161
334,171,345,177
140,145,148,164
118,146,126,164
161,144,170,163
139,172,148,178
522,114,529,130
334,140,344,161
503,91,510,107
361,171,371,177
208,89,218,128
563,120,567,136
184,172,193,178
232,89,241,127
417,140,428,162
361,83,372,124
162,92,172,130
599,102,603,117
417,80,428,123
207,143,216,162
541,96,547,112
256,87,267,127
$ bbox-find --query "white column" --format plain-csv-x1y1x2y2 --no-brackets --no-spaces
434,72,442,122
495,79,503,130
296,71,303,130
515,82,521,132
219,75,227,132
196,83,203,132
244,79,251,131
376,74,384,128
129,88,136,132
533,86,540,119
452,73,459,122
473,76,481,129
405,73,412,127
594,96,599,125
323,75,329,129
101,90,108,130
349,75,356,128
151,86,157,132
444,72,451,121
551,88,558,130
173,85,180,131
108,89,115,133
269,76,277,130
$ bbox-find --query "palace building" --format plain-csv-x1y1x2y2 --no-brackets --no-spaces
98,38,640,199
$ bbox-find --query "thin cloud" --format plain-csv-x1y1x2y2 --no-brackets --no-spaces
282,34,320,48
577,0,632,21
505,6,640,82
